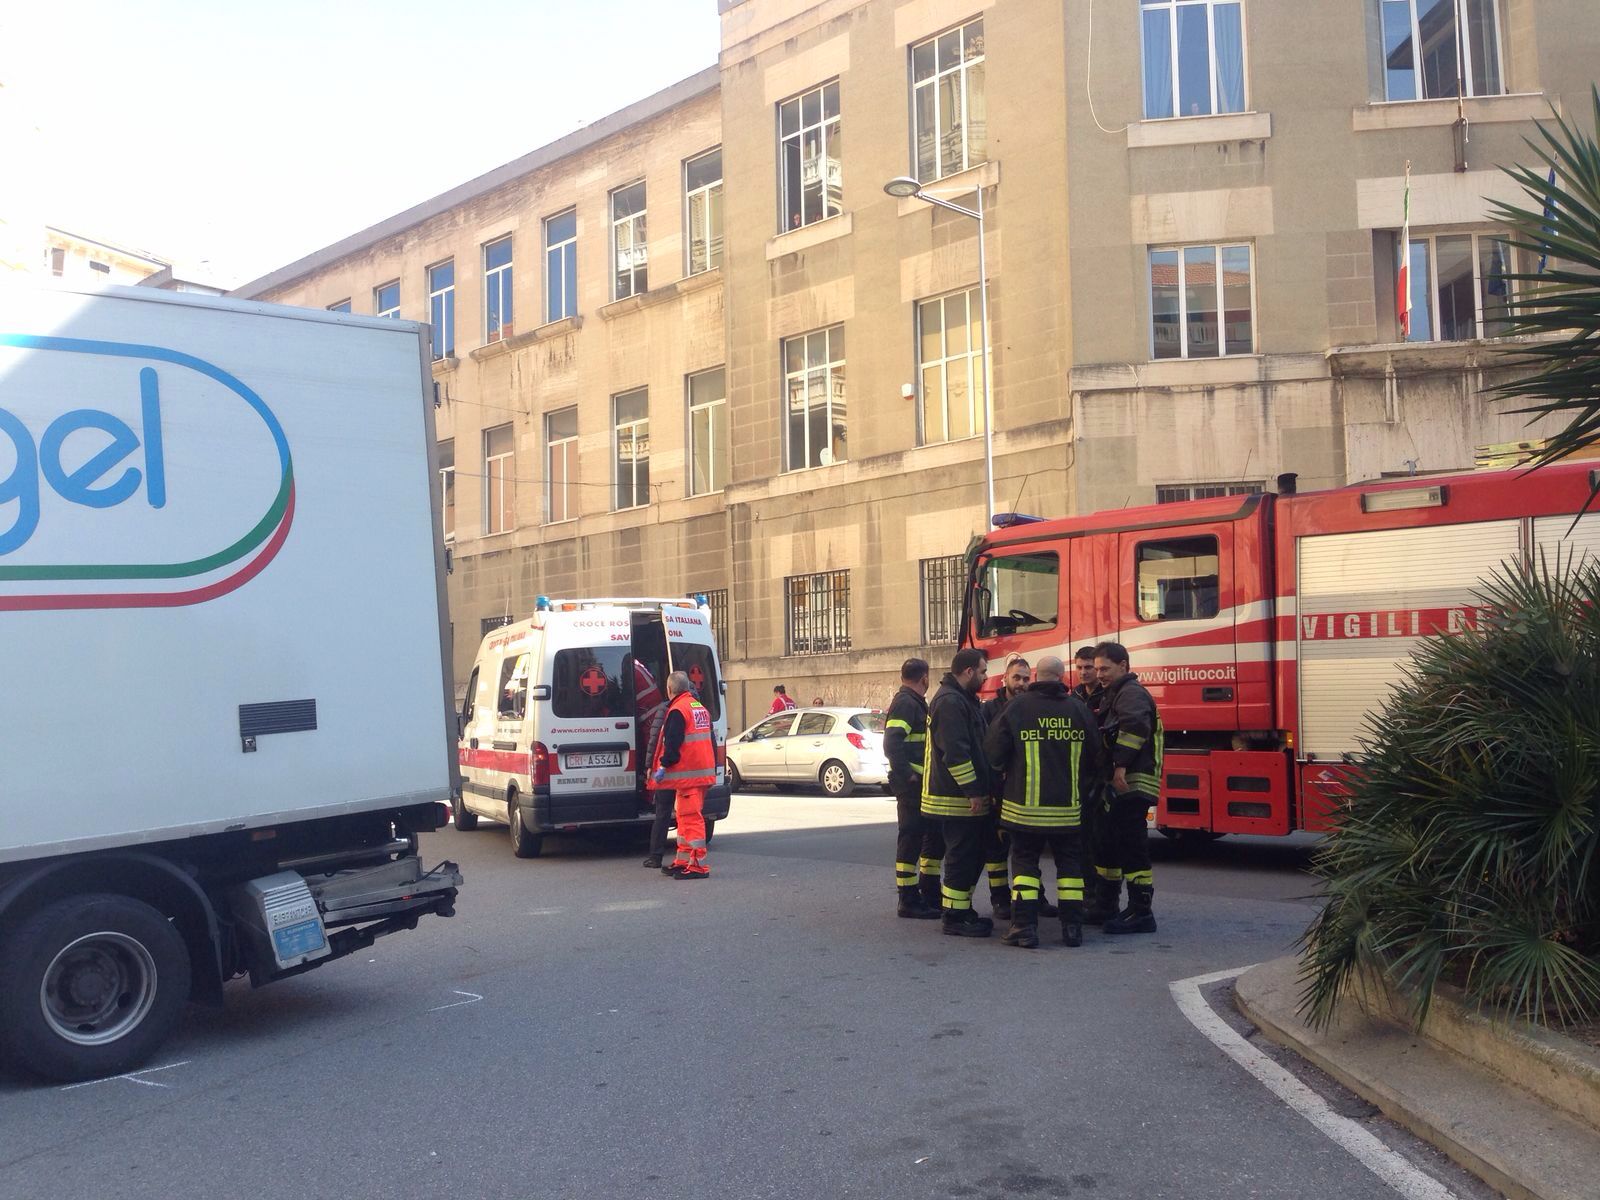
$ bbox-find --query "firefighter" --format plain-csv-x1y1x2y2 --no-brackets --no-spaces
920,648,996,937
1091,641,1162,933
1070,646,1100,707
884,657,942,919
978,654,1031,921
651,671,717,880
1070,644,1115,919
983,655,1099,948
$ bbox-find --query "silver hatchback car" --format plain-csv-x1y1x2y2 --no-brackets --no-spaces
726,707,889,796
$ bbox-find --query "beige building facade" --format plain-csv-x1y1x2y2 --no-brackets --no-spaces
234,0,1599,731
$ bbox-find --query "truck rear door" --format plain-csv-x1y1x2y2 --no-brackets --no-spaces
1117,522,1239,732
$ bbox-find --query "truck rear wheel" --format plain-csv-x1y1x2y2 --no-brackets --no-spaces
0,893,191,1083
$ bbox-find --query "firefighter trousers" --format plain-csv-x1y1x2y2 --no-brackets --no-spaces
670,787,709,876
1104,788,1154,890
980,811,1009,900
894,788,945,896
1084,785,1116,886
1007,828,1084,913
937,815,987,914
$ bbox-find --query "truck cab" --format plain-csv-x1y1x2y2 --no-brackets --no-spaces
456,596,731,856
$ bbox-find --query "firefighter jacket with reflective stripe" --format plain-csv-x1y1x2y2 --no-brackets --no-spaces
920,675,993,819
883,685,928,795
1100,673,1162,799
653,692,716,788
983,679,1101,829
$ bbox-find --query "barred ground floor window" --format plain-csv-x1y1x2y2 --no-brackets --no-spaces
784,571,851,656
919,555,965,645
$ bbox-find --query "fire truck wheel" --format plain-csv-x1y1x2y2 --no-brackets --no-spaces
508,792,543,859
451,791,479,831
0,893,191,1083
819,760,855,797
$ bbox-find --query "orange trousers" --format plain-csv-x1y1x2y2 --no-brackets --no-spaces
670,787,709,876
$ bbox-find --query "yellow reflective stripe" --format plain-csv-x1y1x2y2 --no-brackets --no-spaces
917,857,942,873
1070,740,1081,803
1096,866,1123,881
1057,877,1084,901
949,760,977,784
886,719,911,733
1126,870,1154,886
941,884,972,910
921,795,974,818
1116,732,1145,750
1012,874,1042,889
1000,801,1080,827
906,733,926,742
1025,741,1041,807
658,767,714,781
909,763,925,775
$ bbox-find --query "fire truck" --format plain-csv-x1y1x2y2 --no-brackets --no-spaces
962,460,1600,841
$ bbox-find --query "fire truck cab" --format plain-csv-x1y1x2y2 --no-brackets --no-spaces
965,461,1600,840
456,596,730,856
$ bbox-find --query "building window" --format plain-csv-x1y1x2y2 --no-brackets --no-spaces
1141,0,1247,119
1399,231,1522,342
374,280,400,318
427,261,455,359
782,326,847,472
779,81,842,231
327,299,351,313
687,367,728,496
483,423,514,535
481,614,514,639
49,247,65,276
920,555,966,645
1150,243,1255,359
89,261,111,275
611,182,648,300
613,389,650,511
785,571,851,656
484,236,514,343
545,408,578,524
438,439,455,541
1380,0,1503,101
1137,536,1221,622
917,289,985,445
684,149,724,274
544,209,577,324
911,17,986,182
689,587,731,651
1156,481,1263,503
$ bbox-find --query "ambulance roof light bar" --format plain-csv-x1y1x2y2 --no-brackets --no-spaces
535,596,551,611
1360,485,1446,514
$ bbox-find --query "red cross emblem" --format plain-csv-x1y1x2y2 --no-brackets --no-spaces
688,665,705,688
579,666,608,696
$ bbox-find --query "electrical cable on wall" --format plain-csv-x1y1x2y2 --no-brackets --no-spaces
1085,0,1129,136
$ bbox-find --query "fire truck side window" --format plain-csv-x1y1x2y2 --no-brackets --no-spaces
976,552,1059,637
497,653,529,719
1137,536,1220,621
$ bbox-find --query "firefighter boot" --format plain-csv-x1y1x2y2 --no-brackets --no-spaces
942,910,995,938
920,874,942,910
1104,885,1157,935
1000,900,1040,949
990,888,1013,923
1038,893,1059,919
1060,900,1084,948
898,886,940,920
1084,878,1121,925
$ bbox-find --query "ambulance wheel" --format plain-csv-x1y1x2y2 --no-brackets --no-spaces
0,893,191,1083
508,793,543,859
726,762,743,791
820,760,855,797
451,791,479,831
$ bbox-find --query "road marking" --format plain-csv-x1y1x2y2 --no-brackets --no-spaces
595,900,663,912
1170,967,1461,1200
428,990,484,1013
58,1060,191,1092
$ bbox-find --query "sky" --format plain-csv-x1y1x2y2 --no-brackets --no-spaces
1,1,721,288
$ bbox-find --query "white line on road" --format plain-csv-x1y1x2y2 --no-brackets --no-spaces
58,1061,192,1092
1170,967,1461,1200
594,900,663,912
428,990,484,1013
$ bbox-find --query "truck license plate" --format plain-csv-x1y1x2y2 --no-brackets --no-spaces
567,751,623,769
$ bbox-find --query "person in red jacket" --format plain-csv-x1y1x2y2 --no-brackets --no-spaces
652,671,717,879
769,685,797,714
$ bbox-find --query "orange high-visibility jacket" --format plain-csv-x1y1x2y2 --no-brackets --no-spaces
653,691,716,788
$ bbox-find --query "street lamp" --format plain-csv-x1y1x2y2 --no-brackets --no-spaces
883,174,995,527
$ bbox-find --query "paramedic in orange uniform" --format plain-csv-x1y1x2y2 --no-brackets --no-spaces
652,671,717,880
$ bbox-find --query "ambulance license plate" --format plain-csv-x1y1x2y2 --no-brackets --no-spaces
567,751,623,769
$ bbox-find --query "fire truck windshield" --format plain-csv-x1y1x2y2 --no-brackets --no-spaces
974,552,1059,638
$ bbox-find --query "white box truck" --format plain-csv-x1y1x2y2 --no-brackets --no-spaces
0,284,462,1082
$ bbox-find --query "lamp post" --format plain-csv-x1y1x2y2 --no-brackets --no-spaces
883,174,995,527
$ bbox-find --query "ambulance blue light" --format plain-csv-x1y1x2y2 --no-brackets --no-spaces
694,593,708,607
535,596,551,611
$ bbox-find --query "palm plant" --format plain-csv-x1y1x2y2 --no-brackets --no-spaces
1299,553,1600,1030
1487,86,1600,473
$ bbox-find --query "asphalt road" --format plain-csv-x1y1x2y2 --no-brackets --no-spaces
0,795,1490,1200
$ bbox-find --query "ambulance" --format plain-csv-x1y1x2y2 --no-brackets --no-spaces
455,596,731,856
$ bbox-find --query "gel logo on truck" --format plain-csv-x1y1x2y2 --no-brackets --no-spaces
0,334,292,610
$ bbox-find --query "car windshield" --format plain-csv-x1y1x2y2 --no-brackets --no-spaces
848,712,885,734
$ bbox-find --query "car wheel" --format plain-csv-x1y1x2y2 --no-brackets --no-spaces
727,762,743,791
820,760,855,797
451,790,479,831
508,791,543,859
0,893,191,1083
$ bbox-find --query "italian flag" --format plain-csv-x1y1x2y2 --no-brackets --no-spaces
1397,165,1412,340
